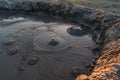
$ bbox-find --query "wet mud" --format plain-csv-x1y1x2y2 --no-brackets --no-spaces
0,10,96,80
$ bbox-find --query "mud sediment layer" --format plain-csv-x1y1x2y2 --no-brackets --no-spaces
0,0,120,80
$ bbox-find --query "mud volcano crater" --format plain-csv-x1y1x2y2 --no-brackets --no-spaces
67,27,86,36
0,1,119,80
48,38,60,46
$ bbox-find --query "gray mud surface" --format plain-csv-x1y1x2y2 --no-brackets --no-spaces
0,10,96,80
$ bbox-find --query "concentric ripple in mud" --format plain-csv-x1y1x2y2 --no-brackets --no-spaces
34,31,69,52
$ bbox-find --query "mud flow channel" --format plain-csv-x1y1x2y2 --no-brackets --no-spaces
0,10,96,80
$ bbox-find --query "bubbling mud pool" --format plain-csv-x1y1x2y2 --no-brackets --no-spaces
0,11,96,80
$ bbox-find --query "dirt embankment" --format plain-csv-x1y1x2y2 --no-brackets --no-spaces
76,20,120,80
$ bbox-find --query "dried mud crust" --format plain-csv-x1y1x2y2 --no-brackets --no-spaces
76,21,120,80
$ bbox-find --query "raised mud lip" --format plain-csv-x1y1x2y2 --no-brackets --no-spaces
0,0,120,80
